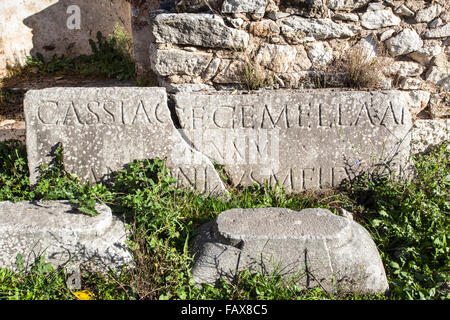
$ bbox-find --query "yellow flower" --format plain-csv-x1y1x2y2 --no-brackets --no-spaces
73,290,94,300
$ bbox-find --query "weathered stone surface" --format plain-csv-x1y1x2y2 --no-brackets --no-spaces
379,29,395,41
411,120,449,154
0,0,132,75
366,2,385,11
24,87,227,196
386,29,423,57
162,82,217,94
423,23,450,38
327,0,371,11
175,0,222,12
280,16,354,43
213,60,247,84
405,90,431,116
150,47,213,77
395,4,414,18
360,8,401,30
0,201,132,273
428,92,450,119
333,13,359,22
399,77,423,90
255,43,298,73
249,20,281,38
383,60,424,77
408,44,442,64
354,34,378,59
221,0,269,18
191,207,389,294
414,4,442,23
307,42,333,67
174,90,413,193
152,13,250,49
428,18,444,29
227,17,244,28
426,66,450,89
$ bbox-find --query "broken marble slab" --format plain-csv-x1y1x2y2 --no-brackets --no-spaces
24,87,226,196
173,89,413,193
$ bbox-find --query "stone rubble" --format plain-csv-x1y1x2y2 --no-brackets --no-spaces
140,0,449,105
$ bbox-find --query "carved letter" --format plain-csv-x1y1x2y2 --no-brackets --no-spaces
37,101,58,124
213,106,235,128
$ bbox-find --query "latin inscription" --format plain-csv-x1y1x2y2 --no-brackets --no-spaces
37,99,166,125
232,163,406,192
176,99,407,130
174,91,412,193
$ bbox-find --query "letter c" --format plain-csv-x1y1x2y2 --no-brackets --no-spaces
37,101,58,124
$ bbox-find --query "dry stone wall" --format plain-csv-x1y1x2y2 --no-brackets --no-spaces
141,0,449,119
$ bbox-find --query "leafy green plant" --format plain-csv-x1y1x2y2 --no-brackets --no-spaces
342,142,449,300
0,254,72,300
21,25,136,81
0,140,31,201
86,29,135,81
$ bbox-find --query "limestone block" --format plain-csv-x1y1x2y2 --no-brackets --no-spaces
24,87,227,196
191,207,389,294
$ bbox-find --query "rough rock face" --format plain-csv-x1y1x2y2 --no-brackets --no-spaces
221,0,269,18
191,207,390,294
411,119,449,154
280,16,355,42
423,23,450,38
150,46,213,76
385,29,423,57
326,0,371,11
360,8,401,29
0,201,132,274
152,13,250,49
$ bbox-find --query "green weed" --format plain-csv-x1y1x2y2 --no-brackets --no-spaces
0,254,72,300
0,140,447,300
20,25,135,81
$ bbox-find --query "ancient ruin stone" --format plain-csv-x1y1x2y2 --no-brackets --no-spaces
307,41,333,67
24,87,227,196
0,200,132,274
221,0,269,18
426,66,450,90
174,90,413,193
150,46,213,77
360,8,401,30
385,29,423,57
411,120,449,154
280,16,355,43
255,43,298,73
191,207,389,294
423,24,450,38
327,0,371,11
414,4,442,23
152,13,250,49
